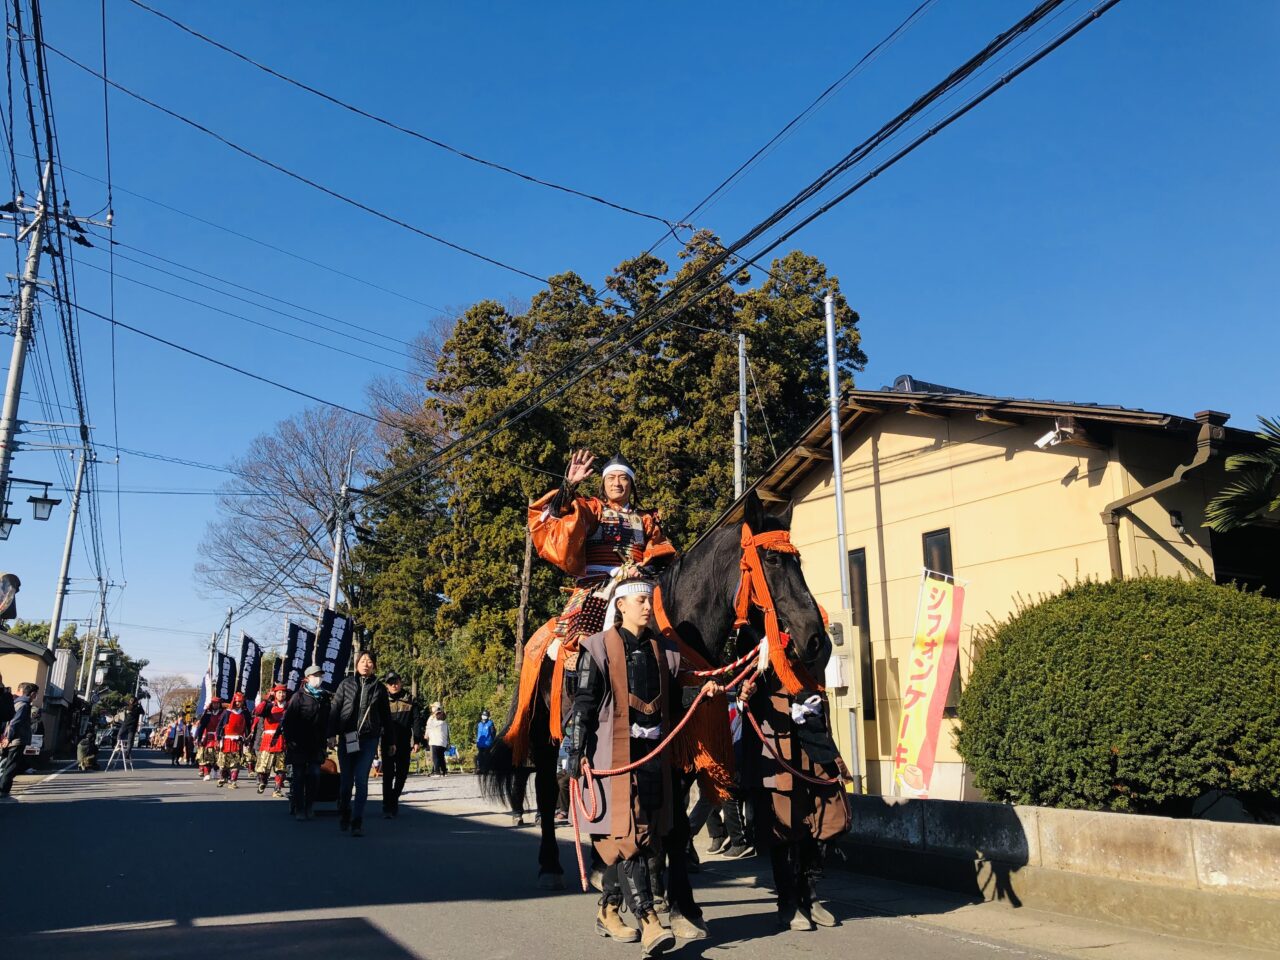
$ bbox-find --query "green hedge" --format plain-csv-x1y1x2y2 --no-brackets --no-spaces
955,577,1280,815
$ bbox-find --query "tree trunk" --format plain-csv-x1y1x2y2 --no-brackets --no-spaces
514,527,534,664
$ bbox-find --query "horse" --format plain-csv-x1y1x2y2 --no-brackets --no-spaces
480,489,832,928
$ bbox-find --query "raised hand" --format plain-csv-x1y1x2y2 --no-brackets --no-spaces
565,449,597,487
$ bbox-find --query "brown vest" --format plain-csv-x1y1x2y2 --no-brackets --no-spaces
578,626,682,838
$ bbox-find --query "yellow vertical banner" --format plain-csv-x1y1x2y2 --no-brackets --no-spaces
893,571,965,798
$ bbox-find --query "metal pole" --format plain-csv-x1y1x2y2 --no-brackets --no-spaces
47,449,87,650
736,333,748,498
825,293,852,612
82,584,107,698
327,447,355,609
0,162,51,517
223,606,232,657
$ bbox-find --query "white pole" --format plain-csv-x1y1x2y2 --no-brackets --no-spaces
47,450,87,650
327,447,355,608
825,293,852,612
736,334,748,497
0,163,51,515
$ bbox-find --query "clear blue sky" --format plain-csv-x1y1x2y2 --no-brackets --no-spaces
7,0,1277,681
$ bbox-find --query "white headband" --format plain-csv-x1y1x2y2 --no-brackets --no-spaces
613,580,654,600
601,462,635,481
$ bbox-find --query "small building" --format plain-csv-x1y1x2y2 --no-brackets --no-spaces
715,376,1277,800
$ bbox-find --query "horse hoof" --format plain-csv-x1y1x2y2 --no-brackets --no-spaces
669,911,708,940
537,872,565,891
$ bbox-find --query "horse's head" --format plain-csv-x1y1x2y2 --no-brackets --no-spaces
741,491,830,674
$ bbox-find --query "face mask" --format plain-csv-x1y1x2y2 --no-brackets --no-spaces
306,679,322,690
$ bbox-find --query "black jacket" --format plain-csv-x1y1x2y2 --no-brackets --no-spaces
328,674,390,741
383,688,421,748
283,686,331,763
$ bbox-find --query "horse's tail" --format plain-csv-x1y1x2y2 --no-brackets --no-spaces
477,655,541,808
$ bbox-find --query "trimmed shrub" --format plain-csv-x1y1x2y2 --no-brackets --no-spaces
956,576,1280,815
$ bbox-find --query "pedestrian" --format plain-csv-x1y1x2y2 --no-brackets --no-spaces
0,682,38,799
215,692,253,788
380,671,419,819
283,664,330,821
77,726,100,771
474,707,496,774
253,684,289,797
117,695,144,760
194,698,224,781
554,737,571,826
426,706,450,776
329,650,391,837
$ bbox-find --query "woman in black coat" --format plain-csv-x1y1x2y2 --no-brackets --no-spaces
327,651,391,837
283,664,331,821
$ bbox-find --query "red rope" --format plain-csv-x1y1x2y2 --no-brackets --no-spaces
566,659,759,891
740,698,846,788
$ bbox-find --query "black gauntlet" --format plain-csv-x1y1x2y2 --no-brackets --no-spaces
566,647,605,773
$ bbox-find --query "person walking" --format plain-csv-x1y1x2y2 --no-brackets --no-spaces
194,698,224,781
329,651,391,837
426,706,450,777
474,708,496,774
380,671,419,819
283,665,330,821
253,684,289,797
0,682,38,799
214,692,253,789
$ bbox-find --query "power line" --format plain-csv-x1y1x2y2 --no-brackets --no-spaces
53,159,446,312
124,0,677,229
100,0,125,580
45,42,555,288
649,0,939,257
359,0,1119,507
76,258,423,375
95,442,244,477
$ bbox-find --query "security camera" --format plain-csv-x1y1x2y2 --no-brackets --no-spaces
1034,429,1061,450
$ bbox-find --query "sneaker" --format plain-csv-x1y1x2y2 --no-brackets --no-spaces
706,836,730,855
511,814,525,827
272,789,284,799
257,783,266,795
721,844,756,860
202,774,211,782
216,779,227,788
230,781,239,790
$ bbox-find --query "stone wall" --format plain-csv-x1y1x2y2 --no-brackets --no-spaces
836,795,1280,950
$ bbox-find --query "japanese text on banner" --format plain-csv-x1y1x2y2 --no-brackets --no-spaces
893,572,964,798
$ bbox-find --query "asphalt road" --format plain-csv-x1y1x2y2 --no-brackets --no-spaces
0,751,1262,960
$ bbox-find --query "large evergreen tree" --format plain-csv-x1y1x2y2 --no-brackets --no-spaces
347,236,865,711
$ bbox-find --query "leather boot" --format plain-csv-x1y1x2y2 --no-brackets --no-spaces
595,899,638,942
639,912,675,957
801,878,837,927
668,909,708,940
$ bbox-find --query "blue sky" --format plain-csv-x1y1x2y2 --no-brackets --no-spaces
6,0,1277,681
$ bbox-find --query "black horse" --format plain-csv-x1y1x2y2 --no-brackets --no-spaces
480,490,830,928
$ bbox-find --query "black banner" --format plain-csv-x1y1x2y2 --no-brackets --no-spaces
315,608,353,692
215,653,237,702
238,634,263,704
283,621,317,693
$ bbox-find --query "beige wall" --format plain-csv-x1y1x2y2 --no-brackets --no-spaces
783,411,1212,799
0,651,50,707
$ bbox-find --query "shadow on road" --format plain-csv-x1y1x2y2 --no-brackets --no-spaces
8,917,417,959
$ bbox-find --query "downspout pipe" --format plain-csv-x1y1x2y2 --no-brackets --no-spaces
1101,410,1229,579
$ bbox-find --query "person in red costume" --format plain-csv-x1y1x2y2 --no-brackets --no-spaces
253,684,289,797
215,692,252,789
528,450,676,656
194,698,224,781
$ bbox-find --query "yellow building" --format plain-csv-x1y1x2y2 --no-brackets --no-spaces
715,375,1276,801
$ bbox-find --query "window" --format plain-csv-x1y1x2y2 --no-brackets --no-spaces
922,528,962,714
847,549,875,719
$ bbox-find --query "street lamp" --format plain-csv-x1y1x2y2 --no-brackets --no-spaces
26,484,60,521
0,504,18,540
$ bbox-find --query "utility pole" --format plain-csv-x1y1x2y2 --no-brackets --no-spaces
824,293,852,613
514,527,534,664
46,448,86,650
0,163,50,521
223,606,232,657
734,334,748,498
327,447,355,609
82,584,107,698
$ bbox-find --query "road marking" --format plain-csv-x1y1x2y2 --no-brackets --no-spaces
18,760,77,796
40,919,178,934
